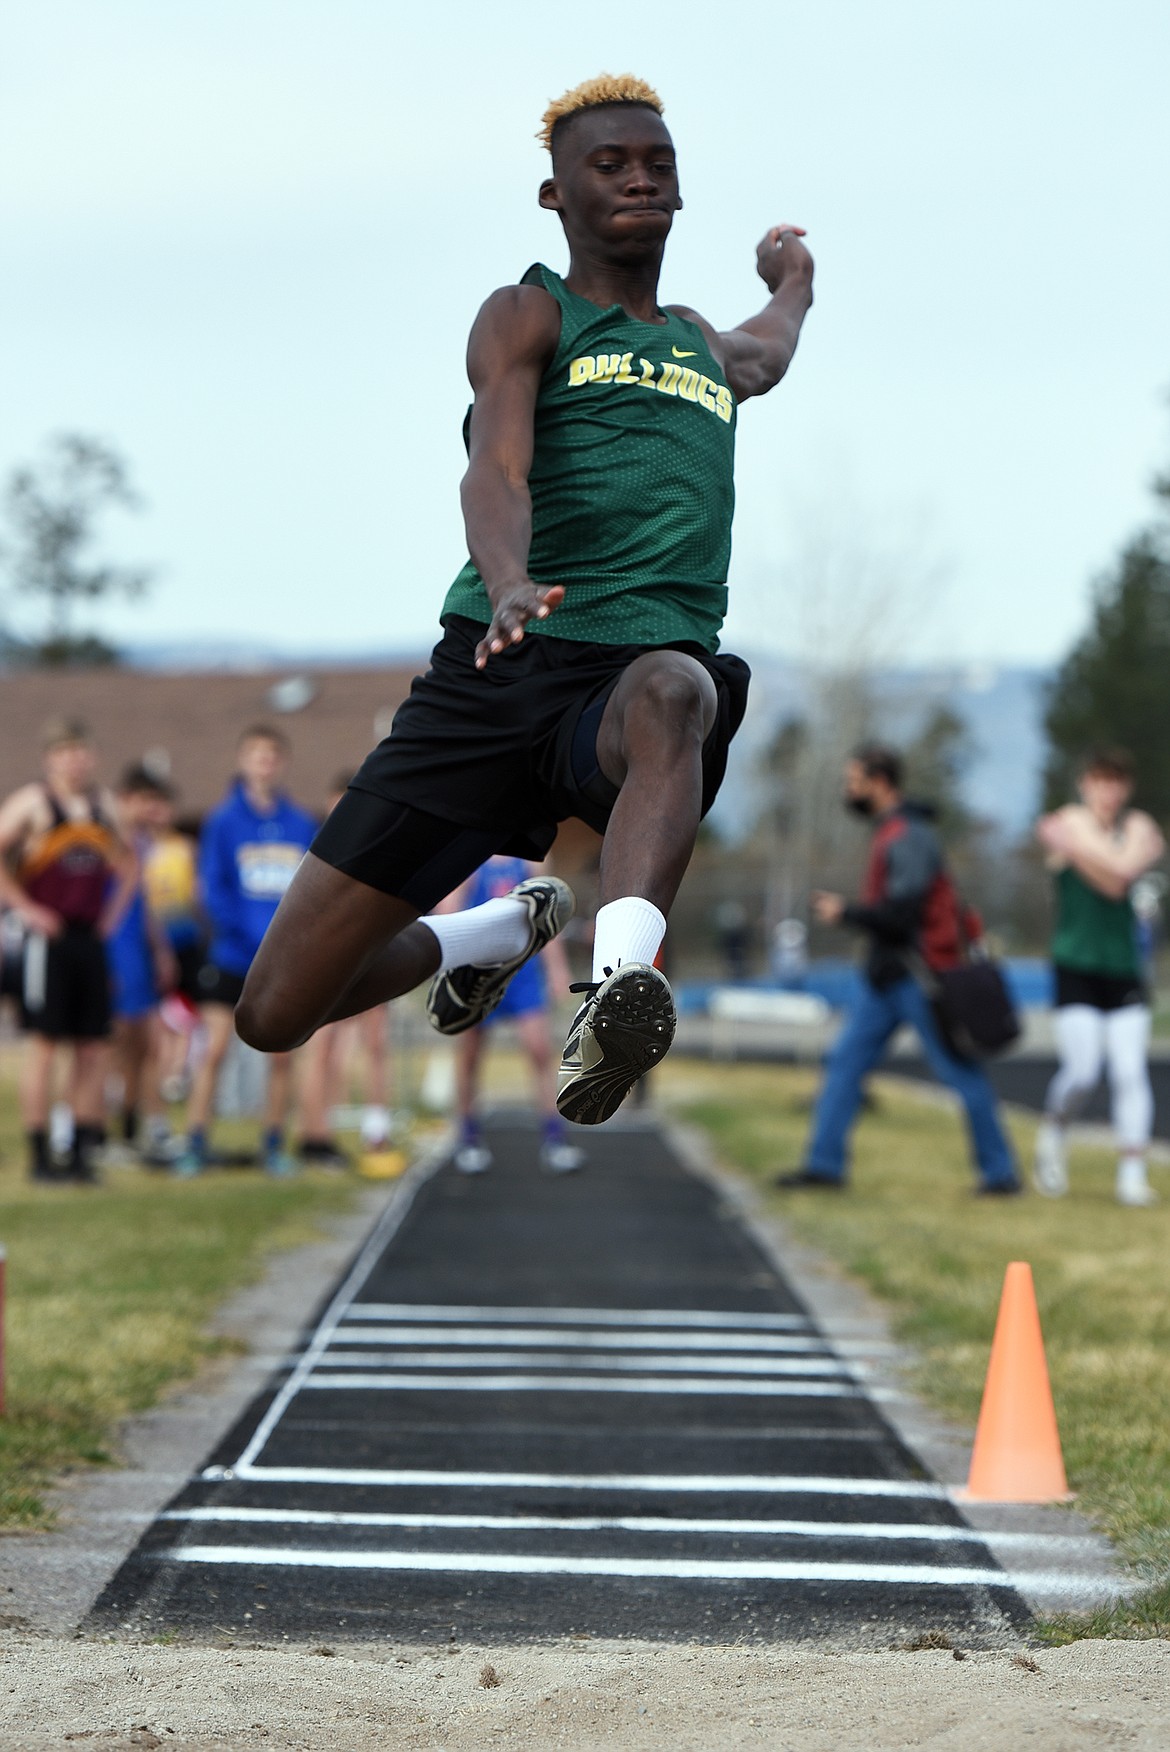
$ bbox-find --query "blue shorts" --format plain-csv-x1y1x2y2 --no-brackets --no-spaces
108,941,157,1020
106,891,158,1020
485,956,546,1025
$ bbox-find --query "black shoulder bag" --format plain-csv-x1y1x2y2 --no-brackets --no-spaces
918,912,1021,1063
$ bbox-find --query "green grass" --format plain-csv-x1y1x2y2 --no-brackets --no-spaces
0,1058,355,1529
656,1058,1170,1640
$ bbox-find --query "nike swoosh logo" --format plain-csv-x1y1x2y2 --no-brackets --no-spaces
671,346,697,358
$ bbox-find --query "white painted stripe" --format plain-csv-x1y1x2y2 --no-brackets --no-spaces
163,1543,1040,1588
207,1464,946,1497
22,932,48,1013
232,1140,448,1472
160,1505,1097,1549
324,1326,829,1354
340,1305,811,1331
312,1351,850,1377
301,1372,861,1398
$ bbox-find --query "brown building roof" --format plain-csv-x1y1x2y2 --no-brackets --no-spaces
0,662,603,869
0,663,423,817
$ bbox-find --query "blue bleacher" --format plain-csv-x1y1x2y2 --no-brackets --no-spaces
676,958,1053,1018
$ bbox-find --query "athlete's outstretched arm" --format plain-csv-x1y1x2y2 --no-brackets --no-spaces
671,226,814,403
460,284,564,668
1037,806,1165,899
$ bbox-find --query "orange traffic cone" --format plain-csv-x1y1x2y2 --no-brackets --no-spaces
957,1261,1073,1503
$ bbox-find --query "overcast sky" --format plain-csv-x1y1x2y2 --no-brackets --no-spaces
2,0,1168,668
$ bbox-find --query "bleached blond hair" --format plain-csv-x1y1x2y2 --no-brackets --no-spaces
538,73,664,154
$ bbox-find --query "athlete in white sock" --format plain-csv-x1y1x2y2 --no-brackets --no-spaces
422,895,533,973
1035,750,1163,1206
591,897,666,982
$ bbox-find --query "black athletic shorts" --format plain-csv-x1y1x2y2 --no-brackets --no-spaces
312,613,751,911
195,962,247,1008
20,924,112,1040
0,945,22,1001
174,940,208,1003
1053,964,1148,1011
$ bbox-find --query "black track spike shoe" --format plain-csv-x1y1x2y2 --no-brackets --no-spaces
556,962,676,1126
425,876,575,1036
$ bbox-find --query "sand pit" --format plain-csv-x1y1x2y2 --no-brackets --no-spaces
2,1633,1169,1750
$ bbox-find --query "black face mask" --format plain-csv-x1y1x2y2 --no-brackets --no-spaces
845,793,875,817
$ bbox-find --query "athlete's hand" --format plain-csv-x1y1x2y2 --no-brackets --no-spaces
476,582,565,669
20,901,63,938
756,225,811,295
1036,812,1073,855
812,890,846,926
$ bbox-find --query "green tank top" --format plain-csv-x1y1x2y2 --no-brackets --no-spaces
1051,864,1140,978
442,263,737,652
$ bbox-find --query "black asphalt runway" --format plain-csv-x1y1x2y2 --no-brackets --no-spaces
89,1115,1039,1647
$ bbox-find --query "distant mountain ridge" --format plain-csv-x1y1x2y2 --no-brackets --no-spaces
120,637,428,673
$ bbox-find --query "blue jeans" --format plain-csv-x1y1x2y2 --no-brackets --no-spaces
805,975,1018,1188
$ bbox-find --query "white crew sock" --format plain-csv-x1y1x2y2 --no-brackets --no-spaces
421,897,531,973
592,897,667,982
360,1105,391,1148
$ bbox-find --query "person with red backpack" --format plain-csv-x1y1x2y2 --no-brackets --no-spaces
774,743,1021,1195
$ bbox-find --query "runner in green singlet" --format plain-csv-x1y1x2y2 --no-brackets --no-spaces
1035,749,1164,1205
237,72,814,1127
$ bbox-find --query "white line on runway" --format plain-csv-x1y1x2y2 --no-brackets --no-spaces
300,1372,862,1397
323,1327,830,1353
231,1144,448,1472
159,1505,1100,1550
339,1305,812,1330
162,1542,1085,1590
206,1465,949,1496
310,1351,851,1377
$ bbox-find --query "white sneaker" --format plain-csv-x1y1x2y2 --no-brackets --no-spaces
1116,1159,1158,1207
141,1119,183,1167
1032,1120,1069,1198
454,1141,492,1175
540,1136,585,1175
94,1140,138,1170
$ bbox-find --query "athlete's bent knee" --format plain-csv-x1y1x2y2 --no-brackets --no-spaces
235,986,305,1055
626,664,713,745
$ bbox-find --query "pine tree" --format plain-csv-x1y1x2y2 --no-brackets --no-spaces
1044,527,1170,816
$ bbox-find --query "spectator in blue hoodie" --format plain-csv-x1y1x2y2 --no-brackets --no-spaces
175,725,317,1178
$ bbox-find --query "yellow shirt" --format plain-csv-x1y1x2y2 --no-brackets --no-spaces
143,832,197,924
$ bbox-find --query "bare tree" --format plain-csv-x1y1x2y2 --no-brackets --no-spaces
756,494,954,940
0,433,152,666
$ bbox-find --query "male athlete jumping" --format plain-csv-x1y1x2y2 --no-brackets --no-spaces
237,73,813,1123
